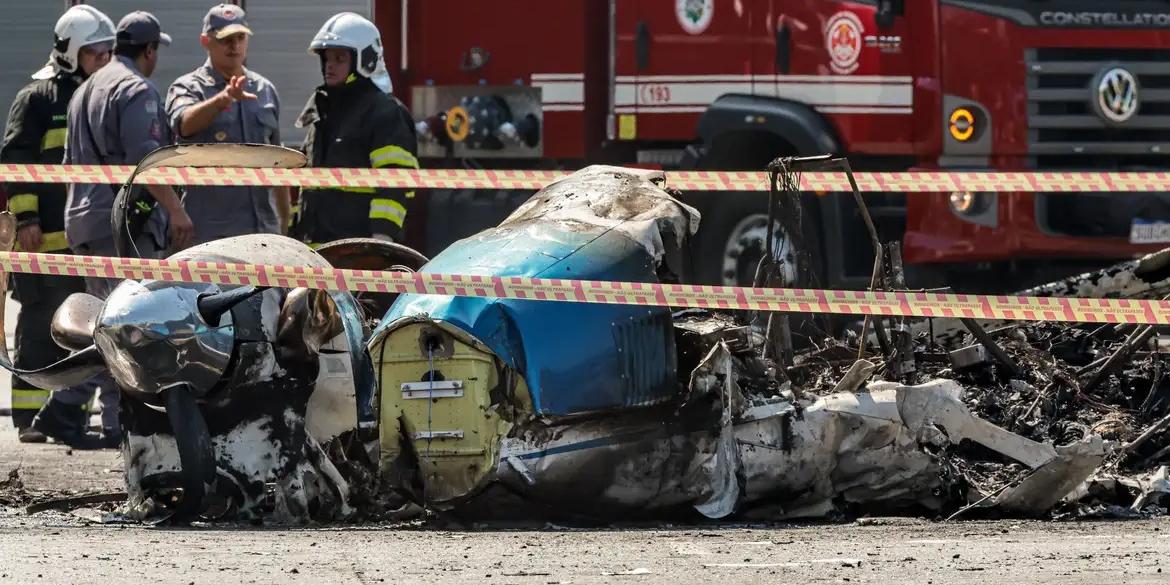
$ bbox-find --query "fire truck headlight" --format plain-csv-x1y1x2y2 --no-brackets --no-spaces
949,107,977,142
945,190,973,214
948,192,997,228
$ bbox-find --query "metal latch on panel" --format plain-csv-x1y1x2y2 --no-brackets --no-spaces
401,380,464,399
412,430,465,440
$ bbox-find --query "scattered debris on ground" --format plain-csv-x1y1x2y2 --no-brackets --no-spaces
0,468,30,507
7,157,1170,525
782,249,1170,519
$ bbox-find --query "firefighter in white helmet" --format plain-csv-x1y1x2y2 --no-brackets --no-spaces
0,5,117,446
292,12,418,246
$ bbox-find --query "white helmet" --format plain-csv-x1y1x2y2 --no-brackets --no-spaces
308,12,392,93
32,5,116,80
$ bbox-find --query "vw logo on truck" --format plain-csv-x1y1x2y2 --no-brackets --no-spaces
1093,66,1140,124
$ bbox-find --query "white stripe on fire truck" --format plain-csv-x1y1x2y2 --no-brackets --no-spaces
613,80,912,110
531,73,586,81
532,81,585,105
531,74,586,112
816,106,913,115
614,106,707,114
611,105,914,115
614,104,912,116
614,74,912,84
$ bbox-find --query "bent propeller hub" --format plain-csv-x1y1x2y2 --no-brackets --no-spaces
93,280,235,399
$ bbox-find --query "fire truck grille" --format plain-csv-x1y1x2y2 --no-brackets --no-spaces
1026,48,1170,158
1038,192,1170,239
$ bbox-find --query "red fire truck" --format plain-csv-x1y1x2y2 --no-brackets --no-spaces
374,1,1170,291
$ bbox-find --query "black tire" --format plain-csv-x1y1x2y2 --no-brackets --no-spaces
165,386,216,518
685,130,825,289
690,192,825,289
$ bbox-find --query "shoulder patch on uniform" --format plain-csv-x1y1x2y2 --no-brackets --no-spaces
145,99,157,114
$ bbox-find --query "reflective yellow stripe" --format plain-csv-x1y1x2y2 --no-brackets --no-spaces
336,186,376,194
308,242,324,250
369,198,406,228
369,145,419,169
40,128,66,151
405,190,416,199
15,230,68,253
7,193,38,215
11,388,50,410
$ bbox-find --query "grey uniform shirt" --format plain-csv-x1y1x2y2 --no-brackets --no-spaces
166,61,281,244
64,55,170,250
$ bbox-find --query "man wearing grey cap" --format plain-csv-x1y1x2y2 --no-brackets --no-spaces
165,4,290,245
61,11,195,443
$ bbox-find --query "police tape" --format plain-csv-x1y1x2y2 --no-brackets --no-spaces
3,164,1170,192
1,250,1167,325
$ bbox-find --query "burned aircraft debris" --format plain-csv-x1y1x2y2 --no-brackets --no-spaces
7,148,1170,524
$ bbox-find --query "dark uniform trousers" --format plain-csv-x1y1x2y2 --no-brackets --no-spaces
10,274,86,427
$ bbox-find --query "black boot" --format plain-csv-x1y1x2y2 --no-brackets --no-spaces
17,427,47,443
31,398,106,450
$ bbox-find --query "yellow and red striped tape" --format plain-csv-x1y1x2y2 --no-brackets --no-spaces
3,165,1170,192
0,250,1166,324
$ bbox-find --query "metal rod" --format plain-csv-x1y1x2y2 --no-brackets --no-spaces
1121,409,1170,458
873,319,894,359
1016,380,1058,427
1140,355,1164,417
1081,324,1157,394
959,317,1022,376
763,166,778,278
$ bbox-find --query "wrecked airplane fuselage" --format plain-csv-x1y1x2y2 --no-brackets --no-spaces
4,153,1117,523
372,166,698,514
370,165,1100,520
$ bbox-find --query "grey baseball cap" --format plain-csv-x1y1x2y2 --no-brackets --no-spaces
203,4,252,39
115,11,172,47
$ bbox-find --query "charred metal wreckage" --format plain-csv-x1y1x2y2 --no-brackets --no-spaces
3,145,1170,523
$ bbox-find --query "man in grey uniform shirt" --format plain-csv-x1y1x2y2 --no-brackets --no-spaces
166,4,290,245
65,10,194,286
58,11,194,442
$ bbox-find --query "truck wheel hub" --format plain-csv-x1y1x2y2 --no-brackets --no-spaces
721,213,797,287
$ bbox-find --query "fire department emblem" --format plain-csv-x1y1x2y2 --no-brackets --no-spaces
826,11,864,74
676,0,714,34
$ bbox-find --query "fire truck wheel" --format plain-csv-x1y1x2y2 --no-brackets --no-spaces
691,193,823,289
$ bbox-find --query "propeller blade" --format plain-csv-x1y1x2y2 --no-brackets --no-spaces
197,286,268,326
51,293,104,351
0,345,107,391
163,385,216,518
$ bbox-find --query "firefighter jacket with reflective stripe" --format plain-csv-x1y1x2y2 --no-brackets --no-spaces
0,72,80,252
295,76,418,244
